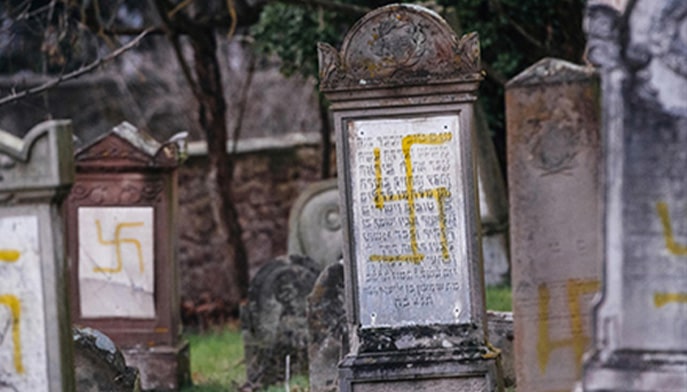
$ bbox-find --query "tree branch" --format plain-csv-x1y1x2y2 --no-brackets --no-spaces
0,28,152,107
274,0,370,16
489,0,545,51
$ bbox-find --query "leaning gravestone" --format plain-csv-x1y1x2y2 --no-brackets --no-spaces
319,4,502,390
506,58,602,391
0,121,75,392
241,254,321,388
63,122,189,391
581,1,687,390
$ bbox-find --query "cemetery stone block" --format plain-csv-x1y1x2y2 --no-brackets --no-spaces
0,120,75,392
64,122,189,391
581,1,687,390
505,58,602,391
319,4,502,391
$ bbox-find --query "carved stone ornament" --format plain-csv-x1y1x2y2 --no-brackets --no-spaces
67,180,165,205
75,122,187,170
318,4,481,91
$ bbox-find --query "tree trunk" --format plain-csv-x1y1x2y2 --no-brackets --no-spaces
190,27,250,306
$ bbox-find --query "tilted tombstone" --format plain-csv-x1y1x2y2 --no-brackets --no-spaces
240,254,321,388
318,4,502,390
581,1,687,390
505,58,603,391
0,121,75,391
64,122,190,391
288,179,343,270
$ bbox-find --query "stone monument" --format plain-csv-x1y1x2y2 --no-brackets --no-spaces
64,122,189,391
506,58,602,391
581,1,687,390
0,120,75,391
318,4,502,390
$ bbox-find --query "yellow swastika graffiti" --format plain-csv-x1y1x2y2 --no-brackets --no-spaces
0,294,24,374
94,220,145,274
370,132,452,264
654,292,687,307
0,249,20,263
656,201,687,256
537,279,600,375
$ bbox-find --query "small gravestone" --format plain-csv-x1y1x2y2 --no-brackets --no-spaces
241,254,320,388
581,1,687,390
288,179,343,270
0,121,75,391
307,262,346,392
319,6,502,389
505,58,602,391
64,122,189,391
73,327,140,392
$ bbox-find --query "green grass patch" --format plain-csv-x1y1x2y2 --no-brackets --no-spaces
182,326,246,391
486,285,512,312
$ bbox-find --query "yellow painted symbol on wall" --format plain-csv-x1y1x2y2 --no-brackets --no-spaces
370,132,452,264
0,249,20,263
0,294,24,374
654,292,687,307
94,220,145,273
537,279,600,375
656,202,687,256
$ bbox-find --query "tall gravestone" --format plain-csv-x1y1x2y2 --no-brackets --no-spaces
0,121,75,391
506,58,602,391
581,1,687,390
64,122,189,391
318,4,502,391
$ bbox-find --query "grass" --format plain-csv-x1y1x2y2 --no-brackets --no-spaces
183,285,512,391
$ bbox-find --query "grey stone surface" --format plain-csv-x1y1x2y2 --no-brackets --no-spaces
506,58,602,392
581,1,687,390
320,4,501,391
240,254,321,388
73,327,140,392
288,179,342,270
0,120,75,392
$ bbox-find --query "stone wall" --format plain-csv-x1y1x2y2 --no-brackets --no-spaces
178,134,335,326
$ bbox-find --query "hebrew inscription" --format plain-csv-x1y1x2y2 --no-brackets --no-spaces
0,215,48,391
78,207,155,319
349,115,470,327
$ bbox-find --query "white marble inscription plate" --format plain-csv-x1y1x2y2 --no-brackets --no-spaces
349,115,470,327
78,207,155,318
0,215,49,391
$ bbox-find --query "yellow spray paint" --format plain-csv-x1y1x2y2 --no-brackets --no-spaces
654,292,687,308
370,132,452,264
0,294,23,374
656,202,687,256
94,220,145,273
0,249,20,263
536,279,600,375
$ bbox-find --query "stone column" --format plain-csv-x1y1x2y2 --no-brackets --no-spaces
0,120,75,391
506,58,602,391
581,1,687,390
318,4,502,391
64,122,190,391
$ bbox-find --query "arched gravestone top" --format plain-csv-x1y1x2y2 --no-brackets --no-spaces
318,4,480,91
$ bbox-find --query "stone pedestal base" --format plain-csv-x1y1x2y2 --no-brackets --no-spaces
339,349,502,392
581,353,687,392
122,340,191,391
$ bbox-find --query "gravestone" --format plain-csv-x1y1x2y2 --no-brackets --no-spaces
73,327,140,392
318,4,502,390
505,58,602,391
288,179,343,270
0,120,75,392
306,262,515,391
240,254,320,388
64,122,190,391
580,1,687,390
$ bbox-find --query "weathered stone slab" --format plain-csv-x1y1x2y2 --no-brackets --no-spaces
581,1,687,390
505,58,602,391
241,254,320,388
319,4,501,391
288,179,342,270
64,122,189,391
73,327,140,392
0,121,75,392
